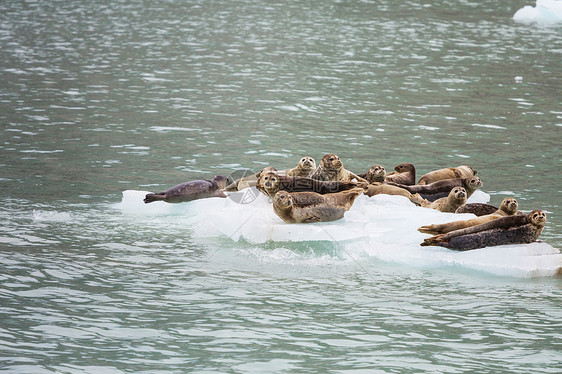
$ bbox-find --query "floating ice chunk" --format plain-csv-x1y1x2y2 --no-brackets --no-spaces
513,0,562,24
114,189,560,278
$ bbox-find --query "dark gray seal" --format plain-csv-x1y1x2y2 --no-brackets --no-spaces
390,176,482,202
420,210,546,251
455,203,500,216
144,175,230,203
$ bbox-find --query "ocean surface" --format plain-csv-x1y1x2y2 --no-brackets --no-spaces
1,0,561,372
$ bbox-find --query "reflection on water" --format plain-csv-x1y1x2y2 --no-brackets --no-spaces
0,0,561,372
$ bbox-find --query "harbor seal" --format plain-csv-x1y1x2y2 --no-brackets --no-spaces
364,183,412,198
410,187,467,213
287,157,316,177
385,163,416,185
272,189,363,223
309,154,367,183
224,166,282,192
417,165,477,185
420,210,547,251
257,171,358,198
144,175,230,203
455,203,501,216
418,197,520,235
389,176,482,202
358,165,386,184
279,188,364,211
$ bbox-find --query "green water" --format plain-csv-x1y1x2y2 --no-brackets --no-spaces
1,0,561,372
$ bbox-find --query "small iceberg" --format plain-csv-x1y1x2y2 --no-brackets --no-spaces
513,0,562,24
114,189,562,278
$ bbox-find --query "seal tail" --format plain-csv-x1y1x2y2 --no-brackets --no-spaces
144,193,166,203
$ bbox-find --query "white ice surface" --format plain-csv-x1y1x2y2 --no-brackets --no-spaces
514,0,562,24
114,189,561,278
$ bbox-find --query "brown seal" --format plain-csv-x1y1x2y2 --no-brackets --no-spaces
385,163,416,185
364,183,412,198
410,187,468,213
418,197,520,235
287,157,316,177
144,175,229,203
272,188,363,223
358,165,386,184
223,166,281,192
420,210,546,251
390,176,482,202
417,165,477,185
257,171,358,198
309,154,367,183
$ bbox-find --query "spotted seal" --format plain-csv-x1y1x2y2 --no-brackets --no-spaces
144,175,230,203
417,165,477,185
390,176,482,202
410,187,468,213
223,166,282,192
364,183,412,198
287,157,316,177
455,203,501,216
309,154,367,183
358,165,386,184
256,171,358,198
385,163,416,185
420,210,547,251
272,189,363,223
418,197,520,235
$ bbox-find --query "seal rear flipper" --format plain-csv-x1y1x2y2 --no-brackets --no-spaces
143,192,166,203
420,234,446,246
418,224,442,235
223,180,239,192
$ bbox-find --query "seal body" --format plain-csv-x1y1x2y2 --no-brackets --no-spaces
410,187,467,213
272,189,363,223
144,175,229,203
283,188,364,211
417,165,477,185
421,210,546,251
223,167,284,192
287,157,316,177
385,163,416,185
364,183,412,198
455,203,499,216
418,198,519,235
256,171,358,197
309,154,367,183
391,176,482,202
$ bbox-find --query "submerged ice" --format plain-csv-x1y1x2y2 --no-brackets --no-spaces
115,189,561,278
